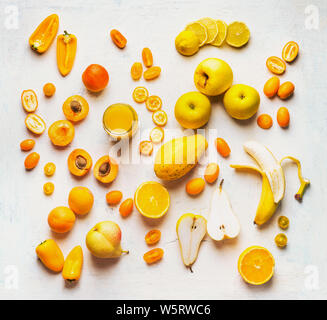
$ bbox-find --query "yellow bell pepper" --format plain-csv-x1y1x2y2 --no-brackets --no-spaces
62,245,83,281
35,239,64,272
57,31,77,76
29,14,59,53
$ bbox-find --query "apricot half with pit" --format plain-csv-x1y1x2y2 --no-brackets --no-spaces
63,95,89,122
68,149,92,177
48,120,75,147
93,155,118,184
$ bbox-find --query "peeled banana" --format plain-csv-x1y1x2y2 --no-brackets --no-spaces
231,141,310,226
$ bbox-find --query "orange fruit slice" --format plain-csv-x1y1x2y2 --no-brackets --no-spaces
152,110,167,126
132,87,148,103
21,89,38,112
25,113,46,135
282,41,299,63
266,56,286,75
135,181,170,219
238,246,275,285
139,141,153,156
146,95,162,112
149,127,164,144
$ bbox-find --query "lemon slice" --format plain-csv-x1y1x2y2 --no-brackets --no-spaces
185,22,207,47
211,20,228,47
226,22,250,48
197,17,218,44
135,181,170,219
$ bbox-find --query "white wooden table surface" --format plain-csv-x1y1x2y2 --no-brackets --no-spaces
0,0,326,300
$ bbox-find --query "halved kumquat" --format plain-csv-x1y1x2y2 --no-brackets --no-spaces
266,56,286,75
25,113,46,135
282,41,299,63
21,89,38,112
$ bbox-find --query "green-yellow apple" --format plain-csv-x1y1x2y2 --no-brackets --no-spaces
175,92,211,129
194,58,233,96
86,221,128,258
223,84,260,120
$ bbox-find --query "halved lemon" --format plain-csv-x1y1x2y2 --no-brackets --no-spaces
135,181,170,219
238,246,275,285
211,20,228,47
197,17,218,44
226,22,250,48
185,22,207,47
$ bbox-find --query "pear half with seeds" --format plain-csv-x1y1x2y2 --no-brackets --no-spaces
207,180,240,241
176,213,206,268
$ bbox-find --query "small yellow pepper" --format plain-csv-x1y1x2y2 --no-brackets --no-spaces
29,14,59,53
62,245,83,281
57,31,77,76
35,239,64,272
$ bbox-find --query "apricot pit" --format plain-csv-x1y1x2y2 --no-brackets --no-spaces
93,155,118,184
67,149,92,177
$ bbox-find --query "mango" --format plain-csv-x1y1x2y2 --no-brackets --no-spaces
154,134,208,181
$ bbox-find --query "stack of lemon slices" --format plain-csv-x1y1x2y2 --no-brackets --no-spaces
175,18,250,56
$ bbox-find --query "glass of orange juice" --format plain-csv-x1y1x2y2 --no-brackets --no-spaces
103,103,138,139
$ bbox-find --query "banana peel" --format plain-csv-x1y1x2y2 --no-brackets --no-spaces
231,141,310,226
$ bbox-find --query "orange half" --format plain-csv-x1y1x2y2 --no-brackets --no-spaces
238,246,275,285
135,181,170,219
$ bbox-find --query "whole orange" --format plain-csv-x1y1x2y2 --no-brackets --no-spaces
82,64,109,92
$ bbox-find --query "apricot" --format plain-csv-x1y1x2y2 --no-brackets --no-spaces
82,64,109,92
48,120,75,147
62,95,89,122
48,206,75,233
68,149,92,177
68,186,94,215
93,155,118,184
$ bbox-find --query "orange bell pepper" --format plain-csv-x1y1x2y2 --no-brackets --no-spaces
57,31,77,76
35,239,64,272
62,246,83,281
29,14,59,53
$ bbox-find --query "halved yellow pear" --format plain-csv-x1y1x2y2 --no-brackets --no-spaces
207,180,240,241
176,214,206,268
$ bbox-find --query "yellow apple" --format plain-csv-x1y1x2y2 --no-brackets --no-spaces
174,92,211,129
85,221,128,258
223,84,260,120
194,58,233,96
